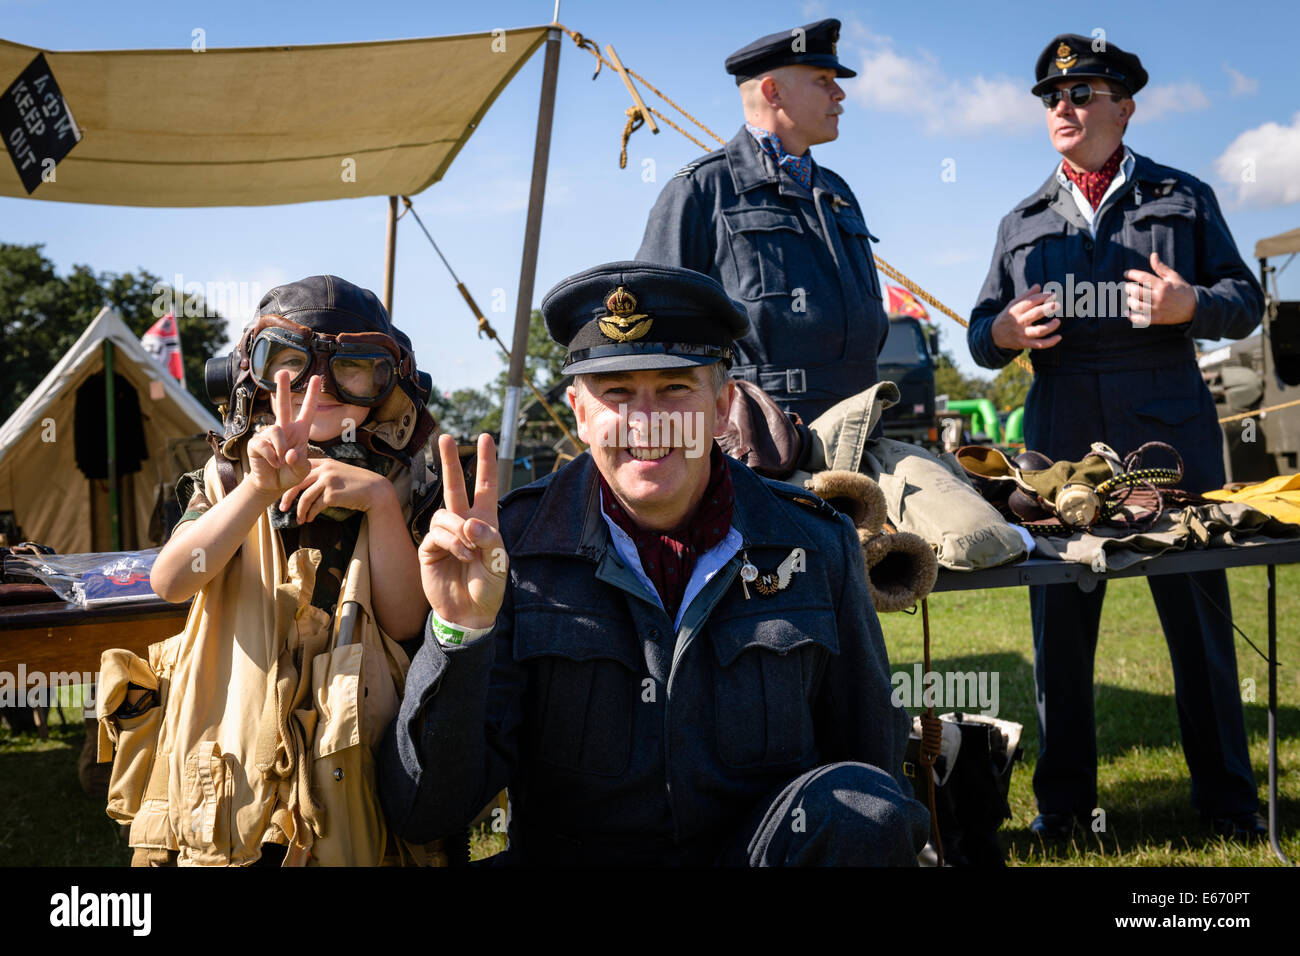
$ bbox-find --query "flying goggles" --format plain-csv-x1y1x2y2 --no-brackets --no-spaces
244,315,411,407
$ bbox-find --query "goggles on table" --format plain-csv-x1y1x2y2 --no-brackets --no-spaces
246,317,407,408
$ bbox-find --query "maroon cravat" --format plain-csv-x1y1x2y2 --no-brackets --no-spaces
1061,143,1125,210
600,444,735,619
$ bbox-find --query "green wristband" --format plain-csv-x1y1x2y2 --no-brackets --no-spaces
431,616,466,646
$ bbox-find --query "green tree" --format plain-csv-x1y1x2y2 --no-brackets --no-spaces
0,243,228,421
988,360,1032,413
932,351,990,403
428,309,576,443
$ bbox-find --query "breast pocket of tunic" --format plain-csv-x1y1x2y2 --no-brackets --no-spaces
1122,197,1197,278
1006,217,1075,293
709,610,837,771
834,211,884,301
515,610,641,777
722,206,807,300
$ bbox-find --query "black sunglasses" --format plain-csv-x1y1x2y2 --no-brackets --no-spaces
1040,83,1125,109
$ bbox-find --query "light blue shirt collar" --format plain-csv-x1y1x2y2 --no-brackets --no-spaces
597,490,743,632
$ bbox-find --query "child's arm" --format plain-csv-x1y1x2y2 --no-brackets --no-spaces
151,371,321,603
150,476,279,603
364,486,428,640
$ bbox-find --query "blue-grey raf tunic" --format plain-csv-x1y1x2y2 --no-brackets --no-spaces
637,127,890,423
378,452,929,865
967,150,1264,820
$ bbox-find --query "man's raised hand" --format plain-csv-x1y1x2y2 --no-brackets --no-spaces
1124,252,1196,328
418,433,508,631
247,369,322,496
990,284,1062,352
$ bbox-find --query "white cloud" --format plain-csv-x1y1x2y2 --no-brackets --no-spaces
1131,82,1210,123
1213,112,1300,208
1224,64,1259,97
843,36,1040,135
800,0,828,17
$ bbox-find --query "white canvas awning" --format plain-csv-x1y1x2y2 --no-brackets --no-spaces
0,28,550,207
1256,227,1300,260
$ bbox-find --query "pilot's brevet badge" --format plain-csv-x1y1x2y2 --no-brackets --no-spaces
1054,42,1077,70
598,286,652,343
739,548,806,599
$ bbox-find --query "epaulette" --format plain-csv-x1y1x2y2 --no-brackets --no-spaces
761,476,842,522
499,470,557,510
672,150,724,179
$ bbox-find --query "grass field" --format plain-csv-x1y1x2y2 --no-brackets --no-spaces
3,564,1296,866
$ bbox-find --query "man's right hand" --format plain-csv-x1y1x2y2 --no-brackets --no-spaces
989,284,1062,352
418,433,508,631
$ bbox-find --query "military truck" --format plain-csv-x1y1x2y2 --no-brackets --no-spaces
1197,226,1300,483
878,314,942,449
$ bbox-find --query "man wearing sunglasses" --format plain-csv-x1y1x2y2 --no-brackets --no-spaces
967,35,1266,843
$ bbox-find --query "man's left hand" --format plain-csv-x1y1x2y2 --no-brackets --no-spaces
1123,252,1196,328
278,457,395,524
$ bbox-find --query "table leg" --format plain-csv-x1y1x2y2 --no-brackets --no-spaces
1267,564,1291,865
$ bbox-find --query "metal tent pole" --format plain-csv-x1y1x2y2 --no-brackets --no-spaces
383,195,399,315
498,25,562,493
103,340,121,550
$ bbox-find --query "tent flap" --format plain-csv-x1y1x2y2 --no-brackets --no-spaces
0,28,550,207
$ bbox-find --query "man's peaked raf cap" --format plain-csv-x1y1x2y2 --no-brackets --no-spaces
725,18,857,84
542,261,749,376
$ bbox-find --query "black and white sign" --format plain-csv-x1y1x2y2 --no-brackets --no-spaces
1,53,82,194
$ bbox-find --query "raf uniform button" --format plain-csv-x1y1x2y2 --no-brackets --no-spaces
1083,238,1094,252
648,627,661,641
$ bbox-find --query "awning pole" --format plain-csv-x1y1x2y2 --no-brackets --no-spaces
383,195,398,315
498,26,563,492
104,340,121,551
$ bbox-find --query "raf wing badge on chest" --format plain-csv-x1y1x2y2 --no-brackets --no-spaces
740,547,807,598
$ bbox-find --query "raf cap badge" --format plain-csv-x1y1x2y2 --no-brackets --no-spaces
1054,42,1077,70
597,286,652,343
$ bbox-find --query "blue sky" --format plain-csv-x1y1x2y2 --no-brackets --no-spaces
3,0,1299,395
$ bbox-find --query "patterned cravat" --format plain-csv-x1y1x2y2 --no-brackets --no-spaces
1061,143,1126,210
746,123,814,191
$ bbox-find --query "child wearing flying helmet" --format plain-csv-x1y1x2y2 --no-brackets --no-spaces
135,275,441,866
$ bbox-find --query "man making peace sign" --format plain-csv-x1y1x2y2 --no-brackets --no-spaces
379,262,928,866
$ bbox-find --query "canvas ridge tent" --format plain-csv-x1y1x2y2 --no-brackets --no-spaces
0,306,220,554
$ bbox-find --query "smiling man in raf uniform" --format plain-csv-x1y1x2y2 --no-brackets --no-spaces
967,34,1266,842
379,261,929,865
637,18,887,424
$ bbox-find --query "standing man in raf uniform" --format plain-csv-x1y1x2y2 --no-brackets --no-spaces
968,35,1266,841
637,18,888,424
379,262,929,865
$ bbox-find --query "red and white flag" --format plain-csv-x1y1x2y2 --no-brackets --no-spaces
141,313,185,384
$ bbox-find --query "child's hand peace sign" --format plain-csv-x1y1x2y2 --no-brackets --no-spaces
247,369,322,497
418,433,508,630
